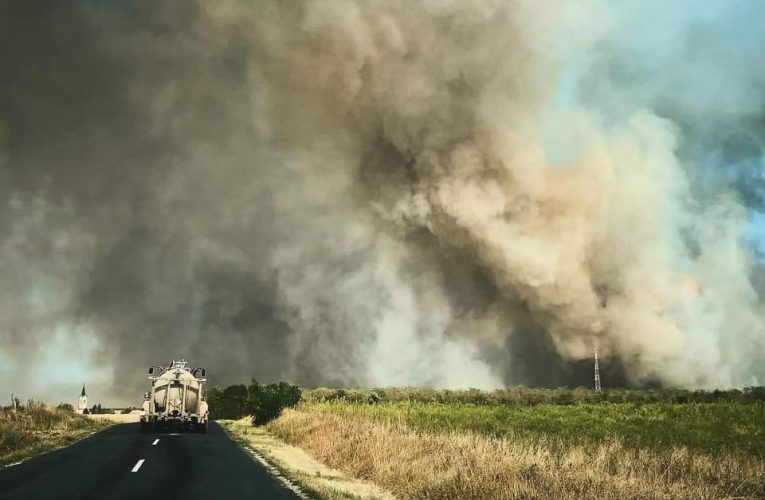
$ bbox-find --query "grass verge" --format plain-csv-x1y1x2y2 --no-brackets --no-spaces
219,418,394,500
1,402,111,467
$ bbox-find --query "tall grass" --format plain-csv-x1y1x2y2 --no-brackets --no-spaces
0,401,105,466
305,401,765,456
266,401,765,499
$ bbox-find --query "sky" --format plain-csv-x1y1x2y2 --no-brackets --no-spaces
0,0,764,405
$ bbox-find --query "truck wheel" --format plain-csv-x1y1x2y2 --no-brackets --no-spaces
197,422,208,434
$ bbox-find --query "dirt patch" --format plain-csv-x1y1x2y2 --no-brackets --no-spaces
87,413,140,423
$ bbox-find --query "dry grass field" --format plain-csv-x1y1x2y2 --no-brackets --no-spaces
266,400,765,500
0,402,109,466
221,418,395,500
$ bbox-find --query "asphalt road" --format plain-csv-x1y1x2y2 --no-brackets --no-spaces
0,422,300,500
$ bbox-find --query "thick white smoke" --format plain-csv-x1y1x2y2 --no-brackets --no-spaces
205,0,763,388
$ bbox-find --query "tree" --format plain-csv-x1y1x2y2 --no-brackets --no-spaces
205,386,223,418
248,380,301,425
205,380,302,423
208,384,249,419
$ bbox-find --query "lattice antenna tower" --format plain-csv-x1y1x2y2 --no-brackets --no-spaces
593,346,602,392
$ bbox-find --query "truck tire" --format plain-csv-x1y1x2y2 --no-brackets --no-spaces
196,422,208,434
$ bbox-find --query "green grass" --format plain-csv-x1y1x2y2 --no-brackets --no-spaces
304,401,765,456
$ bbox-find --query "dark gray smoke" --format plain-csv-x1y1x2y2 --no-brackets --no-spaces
0,1,295,401
1,1,764,404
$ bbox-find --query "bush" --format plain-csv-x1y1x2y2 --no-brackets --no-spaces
217,384,249,419
248,380,301,425
203,384,250,419
206,380,302,423
204,386,222,417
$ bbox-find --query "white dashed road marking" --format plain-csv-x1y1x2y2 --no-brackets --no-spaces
152,439,159,446
131,459,145,473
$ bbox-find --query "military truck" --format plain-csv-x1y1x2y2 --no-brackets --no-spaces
140,359,209,433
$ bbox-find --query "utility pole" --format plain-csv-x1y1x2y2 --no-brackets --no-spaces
594,346,602,393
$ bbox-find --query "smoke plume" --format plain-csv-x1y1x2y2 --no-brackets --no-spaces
1,0,764,403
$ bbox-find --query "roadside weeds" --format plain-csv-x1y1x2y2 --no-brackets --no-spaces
219,418,395,500
1,408,111,468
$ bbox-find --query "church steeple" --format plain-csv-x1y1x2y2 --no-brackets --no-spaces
77,384,88,413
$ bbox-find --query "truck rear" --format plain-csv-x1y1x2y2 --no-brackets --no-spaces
140,359,209,433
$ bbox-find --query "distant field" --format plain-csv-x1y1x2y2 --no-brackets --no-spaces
305,400,765,456
302,385,765,406
263,388,765,500
0,402,108,466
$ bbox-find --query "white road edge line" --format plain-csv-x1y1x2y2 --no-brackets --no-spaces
131,459,145,473
245,448,310,499
152,438,159,446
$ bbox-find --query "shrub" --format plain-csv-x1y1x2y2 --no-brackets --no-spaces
206,384,248,419
206,380,302,423
248,380,301,425
204,386,223,417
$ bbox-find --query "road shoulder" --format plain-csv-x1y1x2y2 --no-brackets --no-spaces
219,419,395,500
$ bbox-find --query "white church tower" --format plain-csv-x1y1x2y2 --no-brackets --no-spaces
77,385,88,413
